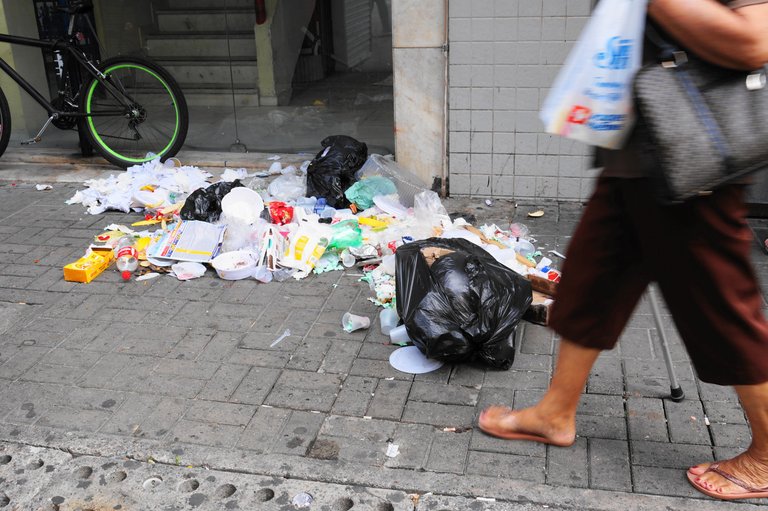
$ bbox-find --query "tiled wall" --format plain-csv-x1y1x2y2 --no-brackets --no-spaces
448,0,598,200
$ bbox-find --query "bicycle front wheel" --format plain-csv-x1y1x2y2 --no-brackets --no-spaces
0,86,11,159
81,56,188,168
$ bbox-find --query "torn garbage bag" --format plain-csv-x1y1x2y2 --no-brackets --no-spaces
395,238,532,369
305,135,368,208
180,180,244,222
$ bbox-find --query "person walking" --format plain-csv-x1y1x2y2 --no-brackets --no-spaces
478,0,768,501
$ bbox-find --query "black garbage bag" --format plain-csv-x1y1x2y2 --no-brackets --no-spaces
395,238,532,369
306,135,368,208
179,180,244,223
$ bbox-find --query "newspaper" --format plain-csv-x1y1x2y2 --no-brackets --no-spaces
147,220,226,263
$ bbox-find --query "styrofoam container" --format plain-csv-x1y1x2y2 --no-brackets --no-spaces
211,250,258,280
221,187,264,224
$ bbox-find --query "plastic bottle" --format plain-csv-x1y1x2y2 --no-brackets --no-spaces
114,235,139,281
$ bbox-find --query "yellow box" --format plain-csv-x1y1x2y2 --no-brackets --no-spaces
63,248,115,283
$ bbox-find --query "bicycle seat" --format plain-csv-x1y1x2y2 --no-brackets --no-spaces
57,0,94,14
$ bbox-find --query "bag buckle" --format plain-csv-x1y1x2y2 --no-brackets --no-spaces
746,70,766,91
661,51,688,69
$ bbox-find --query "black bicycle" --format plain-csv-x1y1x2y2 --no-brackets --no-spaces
0,0,188,168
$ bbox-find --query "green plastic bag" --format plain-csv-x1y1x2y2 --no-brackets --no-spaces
328,219,363,250
344,176,397,209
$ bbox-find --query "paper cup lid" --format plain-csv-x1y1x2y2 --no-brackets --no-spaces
389,346,444,374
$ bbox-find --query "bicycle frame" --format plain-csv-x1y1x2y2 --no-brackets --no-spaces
0,33,130,121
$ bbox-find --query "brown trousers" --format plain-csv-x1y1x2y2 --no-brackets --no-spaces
549,177,768,385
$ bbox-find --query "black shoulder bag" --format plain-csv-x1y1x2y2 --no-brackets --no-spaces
633,26,768,203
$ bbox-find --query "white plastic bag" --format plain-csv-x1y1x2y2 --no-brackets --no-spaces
539,0,647,149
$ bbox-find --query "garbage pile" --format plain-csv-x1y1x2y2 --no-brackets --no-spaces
65,136,561,369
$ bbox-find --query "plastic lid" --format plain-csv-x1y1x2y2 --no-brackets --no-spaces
121,271,132,280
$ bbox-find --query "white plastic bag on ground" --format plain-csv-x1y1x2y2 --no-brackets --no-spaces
539,0,647,149
267,167,306,202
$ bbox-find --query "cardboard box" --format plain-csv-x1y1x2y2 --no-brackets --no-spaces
523,290,554,326
63,248,114,283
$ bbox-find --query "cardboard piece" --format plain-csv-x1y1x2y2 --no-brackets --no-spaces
523,290,555,326
63,248,114,283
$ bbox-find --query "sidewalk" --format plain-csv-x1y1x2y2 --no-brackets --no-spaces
0,150,766,510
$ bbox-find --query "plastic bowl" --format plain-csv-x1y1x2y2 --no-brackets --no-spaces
221,187,264,224
211,250,258,280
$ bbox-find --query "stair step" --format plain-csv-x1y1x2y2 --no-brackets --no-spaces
167,0,254,8
156,10,256,33
158,59,258,87
139,88,260,107
145,34,256,59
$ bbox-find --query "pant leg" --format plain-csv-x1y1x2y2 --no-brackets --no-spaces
623,181,768,385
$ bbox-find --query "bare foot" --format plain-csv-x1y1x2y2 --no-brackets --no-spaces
477,405,576,447
687,451,768,500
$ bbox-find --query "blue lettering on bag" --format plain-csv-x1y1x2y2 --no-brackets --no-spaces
594,36,633,70
588,114,625,131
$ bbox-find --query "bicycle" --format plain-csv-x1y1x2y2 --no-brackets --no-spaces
0,0,189,168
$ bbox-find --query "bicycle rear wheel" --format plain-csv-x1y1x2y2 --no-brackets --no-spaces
0,87,11,159
80,56,188,168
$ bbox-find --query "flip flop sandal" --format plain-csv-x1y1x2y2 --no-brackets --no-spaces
477,406,573,447
687,462,768,500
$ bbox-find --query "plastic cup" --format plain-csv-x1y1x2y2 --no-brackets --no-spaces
379,308,399,335
341,250,355,268
389,324,412,344
514,239,535,257
342,312,370,333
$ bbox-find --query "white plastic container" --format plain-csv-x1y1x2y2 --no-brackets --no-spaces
389,324,412,344
211,250,259,280
342,312,371,333
379,308,399,335
220,187,264,224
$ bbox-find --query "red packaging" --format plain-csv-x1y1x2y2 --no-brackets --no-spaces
269,202,294,225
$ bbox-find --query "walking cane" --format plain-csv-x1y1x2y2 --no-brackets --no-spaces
647,284,685,402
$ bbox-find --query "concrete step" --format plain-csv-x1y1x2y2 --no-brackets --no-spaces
141,88,261,107
158,59,259,88
156,9,256,33
145,33,256,59
167,0,254,8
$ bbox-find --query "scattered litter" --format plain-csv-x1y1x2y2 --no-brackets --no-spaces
171,262,207,281
704,416,711,426
211,250,259,280
220,167,249,182
389,346,444,374
342,312,370,333
270,329,291,348
385,443,400,458
35,184,52,191
476,497,497,503
484,199,493,207
292,493,314,508
527,209,545,218
549,249,567,259
135,272,160,282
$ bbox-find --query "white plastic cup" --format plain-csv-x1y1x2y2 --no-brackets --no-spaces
342,312,371,333
341,250,355,268
379,308,399,335
389,324,412,344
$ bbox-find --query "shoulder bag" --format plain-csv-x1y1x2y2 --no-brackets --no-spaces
633,27,768,203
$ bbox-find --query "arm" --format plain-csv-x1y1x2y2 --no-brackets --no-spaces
648,0,768,69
